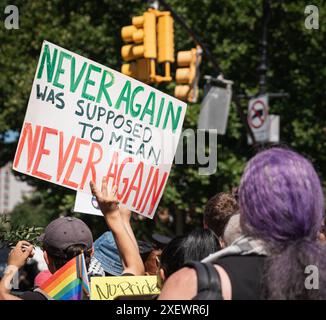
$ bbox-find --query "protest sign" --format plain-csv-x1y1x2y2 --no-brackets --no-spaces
90,276,160,300
13,41,187,218
74,192,102,216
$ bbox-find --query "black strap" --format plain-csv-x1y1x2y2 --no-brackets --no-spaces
203,263,223,299
184,261,223,300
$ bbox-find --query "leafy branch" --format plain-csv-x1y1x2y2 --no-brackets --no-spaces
0,215,43,248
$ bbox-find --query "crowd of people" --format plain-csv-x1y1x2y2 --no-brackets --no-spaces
0,146,325,300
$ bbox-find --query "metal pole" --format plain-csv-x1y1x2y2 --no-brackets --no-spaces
157,0,221,74
258,0,271,95
157,0,257,146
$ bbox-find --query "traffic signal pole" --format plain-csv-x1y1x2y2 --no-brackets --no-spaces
157,0,258,147
237,0,288,122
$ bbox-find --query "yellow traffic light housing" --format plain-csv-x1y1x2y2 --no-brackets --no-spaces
121,9,174,84
157,14,174,64
174,46,202,103
121,10,157,83
121,11,157,60
121,59,151,84
154,11,174,83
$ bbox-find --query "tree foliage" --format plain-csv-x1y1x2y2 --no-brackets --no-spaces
0,0,325,237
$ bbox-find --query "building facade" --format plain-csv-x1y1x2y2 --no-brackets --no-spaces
0,163,32,214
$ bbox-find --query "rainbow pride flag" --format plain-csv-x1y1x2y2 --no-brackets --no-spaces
38,253,90,300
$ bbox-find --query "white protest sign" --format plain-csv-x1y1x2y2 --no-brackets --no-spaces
74,192,102,216
247,95,270,144
13,41,187,218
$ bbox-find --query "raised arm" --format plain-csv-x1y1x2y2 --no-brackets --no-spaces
90,177,144,276
119,206,138,249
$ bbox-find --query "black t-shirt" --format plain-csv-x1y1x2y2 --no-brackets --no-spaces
20,291,47,300
214,255,266,300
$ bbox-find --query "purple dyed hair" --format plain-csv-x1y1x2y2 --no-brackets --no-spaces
239,147,324,247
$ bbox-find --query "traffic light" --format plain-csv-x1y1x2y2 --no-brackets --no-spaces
121,11,157,60
174,46,202,103
121,59,151,83
121,11,157,83
155,11,174,82
120,9,174,84
157,13,174,64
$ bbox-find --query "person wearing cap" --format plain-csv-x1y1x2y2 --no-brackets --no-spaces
0,177,145,300
39,216,95,273
0,217,95,300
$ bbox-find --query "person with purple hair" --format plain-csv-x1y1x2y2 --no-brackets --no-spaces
159,147,326,300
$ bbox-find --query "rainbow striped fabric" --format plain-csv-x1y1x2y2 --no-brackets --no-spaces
39,253,90,300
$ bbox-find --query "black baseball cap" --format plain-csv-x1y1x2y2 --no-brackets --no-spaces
39,217,93,258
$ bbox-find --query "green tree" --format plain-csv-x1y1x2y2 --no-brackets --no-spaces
0,0,325,237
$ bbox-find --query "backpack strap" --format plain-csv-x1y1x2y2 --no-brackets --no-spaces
184,261,223,300
203,263,223,299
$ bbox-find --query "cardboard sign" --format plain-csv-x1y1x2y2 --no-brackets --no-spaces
74,192,102,216
90,276,160,300
13,41,187,218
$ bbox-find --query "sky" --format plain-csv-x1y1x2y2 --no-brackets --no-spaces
4,130,19,143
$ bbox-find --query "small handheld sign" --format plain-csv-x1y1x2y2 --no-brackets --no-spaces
74,192,102,216
90,276,160,300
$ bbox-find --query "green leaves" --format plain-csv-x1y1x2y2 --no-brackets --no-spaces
0,215,43,248
0,0,325,236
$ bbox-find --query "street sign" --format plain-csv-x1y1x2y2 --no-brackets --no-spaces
269,115,280,143
248,97,268,129
248,114,280,145
247,95,270,143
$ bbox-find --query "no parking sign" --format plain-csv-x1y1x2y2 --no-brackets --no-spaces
248,95,270,143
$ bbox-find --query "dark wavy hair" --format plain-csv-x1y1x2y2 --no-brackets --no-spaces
239,147,326,299
160,228,221,278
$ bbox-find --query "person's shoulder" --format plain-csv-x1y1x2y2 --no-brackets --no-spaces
158,267,197,300
21,290,48,300
159,264,232,300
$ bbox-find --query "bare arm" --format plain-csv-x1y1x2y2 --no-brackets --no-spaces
119,207,138,249
90,178,144,275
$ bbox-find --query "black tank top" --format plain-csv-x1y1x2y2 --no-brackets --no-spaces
214,255,266,300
